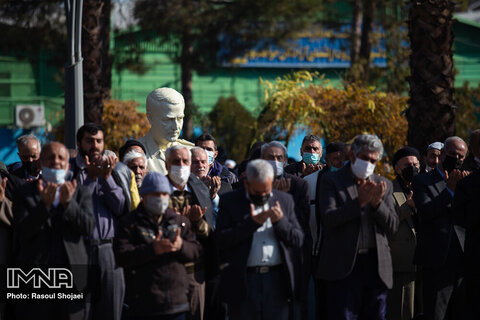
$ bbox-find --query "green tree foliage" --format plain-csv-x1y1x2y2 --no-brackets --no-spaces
133,0,320,140
102,99,150,154
207,96,256,163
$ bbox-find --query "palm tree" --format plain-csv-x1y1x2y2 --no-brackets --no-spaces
407,0,456,153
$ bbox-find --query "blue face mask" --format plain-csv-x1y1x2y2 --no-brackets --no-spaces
42,167,67,184
302,152,320,165
206,150,215,165
330,166,340,172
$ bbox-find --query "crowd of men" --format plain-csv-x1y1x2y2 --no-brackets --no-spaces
0,87,479,320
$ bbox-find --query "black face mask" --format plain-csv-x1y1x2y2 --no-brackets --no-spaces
401,165,420,183
442,155,462,173
22,160,38,176
250,193,270,206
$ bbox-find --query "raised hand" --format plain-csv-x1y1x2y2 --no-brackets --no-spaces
85,155,102,180
100,155,117,180
357,180,375,208
153,230,174,255
269,201,284,223
188,205,207,222
201,175,222,199
59,179,77,208
406,190,416,209
0,177,7,202
37,179,58,208
370,181,387,208
302,162,322,177
171,229,183,252
446,169,463,192
250,203,271,225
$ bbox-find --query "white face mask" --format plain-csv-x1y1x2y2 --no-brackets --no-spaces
169,165,190,186
351,158,376,180
42,167,67,185
144,196,170,217
267,160,284,177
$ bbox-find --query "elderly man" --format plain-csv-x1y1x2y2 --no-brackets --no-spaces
165,145,213,320
316,134,398,320
195,133,238,186
123,150,148,188
8,134,42,180
260,141,311,317
139,88,194,175
216,159,304,320
191,147,232,202
119,139,146,162
285,134,323,177
412,136,470,320
387,146,421,320
114,172,202,320
423,142,443,173
12,141,95,320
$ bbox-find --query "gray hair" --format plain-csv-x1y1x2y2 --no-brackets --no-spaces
123,150,148,168
165,145,191,162
16,134,41,149
190,146,207,158
444,136,467,149
260,141,287,158
246,159,274,183
351,134,384,160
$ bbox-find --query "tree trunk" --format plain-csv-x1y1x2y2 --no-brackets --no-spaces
359,0,376,82
180,33,194,140
350,0,363,65
82,0,112,125
407,0,456,154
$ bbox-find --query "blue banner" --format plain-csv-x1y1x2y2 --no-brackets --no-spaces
219,25,387,68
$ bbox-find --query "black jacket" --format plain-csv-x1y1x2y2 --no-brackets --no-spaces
114,205,202,316
412,169,465,268
216,188,304,303
453,171,480,279
12,180,95,292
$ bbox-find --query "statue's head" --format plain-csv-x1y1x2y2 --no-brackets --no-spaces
146,88,185,144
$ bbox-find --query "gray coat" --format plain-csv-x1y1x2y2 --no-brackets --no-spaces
315,165,398,289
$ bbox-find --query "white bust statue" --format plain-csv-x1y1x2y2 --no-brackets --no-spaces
138,88,194,174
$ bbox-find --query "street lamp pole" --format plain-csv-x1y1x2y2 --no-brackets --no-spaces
64,0,84,149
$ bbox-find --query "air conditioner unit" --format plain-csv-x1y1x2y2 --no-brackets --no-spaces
15,105,46,128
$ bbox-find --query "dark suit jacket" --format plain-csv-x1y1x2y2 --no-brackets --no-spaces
186,173,214,229
284,172,310,238
12,180,95,292
412,169,464,268
453,171,480,279
316,165,398,289
215,188,304,303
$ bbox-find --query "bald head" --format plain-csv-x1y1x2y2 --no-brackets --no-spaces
40,142,70,170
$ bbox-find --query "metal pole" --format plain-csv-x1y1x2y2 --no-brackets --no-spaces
64,0,84,149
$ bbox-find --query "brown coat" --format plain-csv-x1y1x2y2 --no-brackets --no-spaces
388,179,417,273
